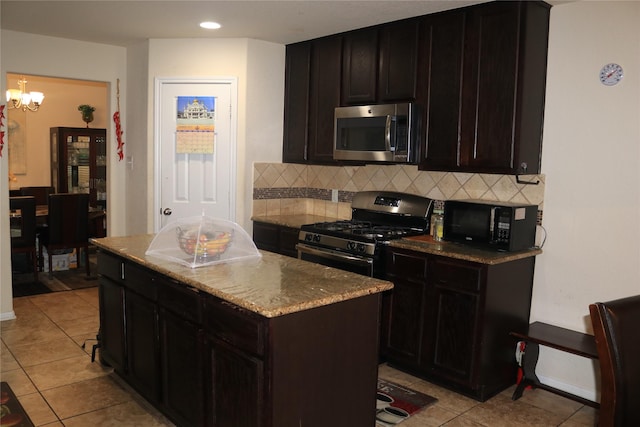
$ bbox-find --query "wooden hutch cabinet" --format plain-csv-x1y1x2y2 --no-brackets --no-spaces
50,127,107,209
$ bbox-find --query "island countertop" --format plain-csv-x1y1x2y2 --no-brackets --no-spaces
91,234,393,318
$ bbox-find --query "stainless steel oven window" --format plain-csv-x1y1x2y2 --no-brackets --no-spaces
296,244,374,277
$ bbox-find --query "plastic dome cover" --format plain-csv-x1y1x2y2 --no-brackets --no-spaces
146,215,261,268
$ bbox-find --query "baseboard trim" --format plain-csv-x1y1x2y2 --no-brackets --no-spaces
0,310,17,321
537,374,599,403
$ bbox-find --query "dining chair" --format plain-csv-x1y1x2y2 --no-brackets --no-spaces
20,186,55,205
38,193,91,278
10,196,39,282
589,295,640,427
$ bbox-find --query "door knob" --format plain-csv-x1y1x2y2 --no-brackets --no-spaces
162,208,172,216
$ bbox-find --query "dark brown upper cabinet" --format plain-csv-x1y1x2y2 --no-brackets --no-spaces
282,1,550,171
282,37,342,164
418,1,550,174
282,42,311,163
416,12,465,171
341,21,419,106
341,29,379,105
378,19,420,103
308,36,343,163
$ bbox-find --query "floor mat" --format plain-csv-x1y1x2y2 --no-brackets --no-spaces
376,379,437,426
12,254,98,294
39,262,98,291
1,381,35,427
11,275,53,297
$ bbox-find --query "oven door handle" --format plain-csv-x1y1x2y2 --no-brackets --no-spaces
296,243,374,267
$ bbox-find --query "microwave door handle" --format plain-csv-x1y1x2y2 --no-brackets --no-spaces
489,207,497,239
385,115,392,151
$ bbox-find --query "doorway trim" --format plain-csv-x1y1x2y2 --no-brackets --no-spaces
153,77,238,232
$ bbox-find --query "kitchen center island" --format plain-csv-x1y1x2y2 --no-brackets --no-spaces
92,234,392,427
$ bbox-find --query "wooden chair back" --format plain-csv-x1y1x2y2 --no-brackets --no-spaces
20,186,55,206
10,196,38,281
589,295,640,427
39,193,90,277
46,193,89,245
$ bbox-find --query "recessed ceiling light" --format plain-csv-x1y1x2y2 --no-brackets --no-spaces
200,21,221,30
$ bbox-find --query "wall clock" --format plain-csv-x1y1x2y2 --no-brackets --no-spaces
599,63,623,86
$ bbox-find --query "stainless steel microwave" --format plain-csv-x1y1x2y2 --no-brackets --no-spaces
333,103,418,163
443,199,538,252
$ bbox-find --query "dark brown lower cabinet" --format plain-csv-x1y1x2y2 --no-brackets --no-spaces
98,249,380,427
380,250,427,367
98,277,125,372
160,308,204,426
125,290,161,403
252,221,300,258
382,247,535,401
205,337,264,427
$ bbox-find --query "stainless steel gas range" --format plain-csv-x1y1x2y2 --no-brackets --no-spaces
297,191,434,278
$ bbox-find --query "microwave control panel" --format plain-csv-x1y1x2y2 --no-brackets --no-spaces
495,210,512,242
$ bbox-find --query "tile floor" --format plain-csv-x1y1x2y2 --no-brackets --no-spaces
1,288,597,426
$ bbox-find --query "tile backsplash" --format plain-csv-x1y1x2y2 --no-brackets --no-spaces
253,163,545,220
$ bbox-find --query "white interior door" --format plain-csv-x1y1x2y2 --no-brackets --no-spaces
155,78,236,230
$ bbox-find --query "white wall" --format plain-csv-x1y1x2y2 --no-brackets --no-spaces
0,24,11,320
125,41,150,235
533,1,640,400
244,40,286,228
1,30,127,318
145,38,284,233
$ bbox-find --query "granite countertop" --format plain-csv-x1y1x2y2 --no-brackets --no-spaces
91,234,392,318
251,214,343,229
251,214,541,265
389,235,542,265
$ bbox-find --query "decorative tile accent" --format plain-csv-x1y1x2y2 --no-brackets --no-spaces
252,163,545,220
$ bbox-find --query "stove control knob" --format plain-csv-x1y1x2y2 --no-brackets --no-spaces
357,243,366,253
347,241,356,251
313,234,321,243
304,234,313,242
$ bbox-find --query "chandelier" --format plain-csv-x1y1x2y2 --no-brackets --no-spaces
6,76,45,112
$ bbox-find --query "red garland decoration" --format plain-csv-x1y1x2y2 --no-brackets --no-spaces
113,111,124,161
114,79,124,161
0,105,5,157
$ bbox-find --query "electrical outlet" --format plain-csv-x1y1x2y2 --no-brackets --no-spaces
331,189,339,203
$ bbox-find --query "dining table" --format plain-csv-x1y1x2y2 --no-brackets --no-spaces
9,205,107,238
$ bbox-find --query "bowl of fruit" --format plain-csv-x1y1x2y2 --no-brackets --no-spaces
176,227,233,259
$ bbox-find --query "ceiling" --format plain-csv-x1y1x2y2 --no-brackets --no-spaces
1,1,493,47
